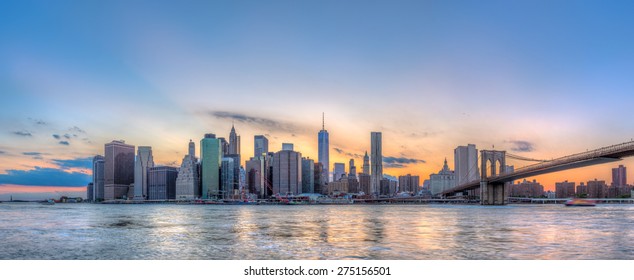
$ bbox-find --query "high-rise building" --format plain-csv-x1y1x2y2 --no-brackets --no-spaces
398,174,420,193
92,155,105,201
147,166,178,200
301,158,315,193
104,140,135,200
510,179,544,198
188,139,195,157
314,162,324,194
586,179,608,198
218,137,229,156
430,159,455,195
362,151,370,175
370,132,383,195
133,146,154,200
555,181,576,198
221,157,235,198
272,145,302,195
358,173,371,194
246,155,268,198
225,154,241,196
254,135,269,157
612,165,627,187
201,134,221,199
349,159,356,179
454,144,480,186
229,124,241,155
318,113,329,183
86,182,93,202
176,140,200,200
333,163,345,181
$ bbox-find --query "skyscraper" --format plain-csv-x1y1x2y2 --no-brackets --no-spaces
333,163,345,181
318,113,329,183
188,139,195,157
201,133,221,199
272,145,302,195
301,157,315,193
254,135,269,157
86,182,93,202
221,157,235,198
147,166,178,200
176,141,200,200
612,165,627,187
454,144,480,186
349,159,356,179
224,153,241,197
370,132,383,195
92,155,105,201
362,151,370,175
229,124,241,155
104,140,135,200
133,146,154,200
246,155,268,198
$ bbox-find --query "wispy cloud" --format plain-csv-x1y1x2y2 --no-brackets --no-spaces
508,140,535,152
0,167,90,187
28,118,48,126
58,141,70,146
0,150,6,155
333,147,363,159
383,156,426,168
210,111,303,133
22,152,47,160
53,134,61,139
12,131,32,137
69,126,86,134
52,157,93,170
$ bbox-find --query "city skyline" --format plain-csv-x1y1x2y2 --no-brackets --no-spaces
2,1,634,199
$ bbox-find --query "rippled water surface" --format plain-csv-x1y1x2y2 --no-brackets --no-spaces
1,203,633,259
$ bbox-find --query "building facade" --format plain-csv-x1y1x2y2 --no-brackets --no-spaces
104,140,135,200
398,174,420,193
201,134,221,199
92,155,105,201
430,159,455,196
454,144,480,186
318,115,329,183
510,179,544,198
133,146,154,200
254,135,269,157
147,166,178,200
272,147,302,195
555,181,576,198
301,158,315,193
333,162,345,182
612,165,627,187
370,132,383,195
175,154,200,200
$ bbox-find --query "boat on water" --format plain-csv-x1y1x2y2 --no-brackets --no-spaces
40,199,55,205
565,198,596,207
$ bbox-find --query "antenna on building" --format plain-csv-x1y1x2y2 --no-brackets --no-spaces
322,112,325,130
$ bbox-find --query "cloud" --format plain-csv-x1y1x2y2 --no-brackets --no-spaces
53,134,61,139
52,157,93,170
382,156,426,168
508,140,535,152
22,152,47,160
28,118,48,125
58,141,70,146
0,167,91,187
63,133,73,139
13,131,32,137
69,126,86,134
333,147,363,159
210,111,303,133
0,150,6,155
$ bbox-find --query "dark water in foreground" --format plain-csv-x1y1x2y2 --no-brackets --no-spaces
1,203,633,260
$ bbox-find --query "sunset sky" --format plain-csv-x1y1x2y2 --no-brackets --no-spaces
1,0,634,200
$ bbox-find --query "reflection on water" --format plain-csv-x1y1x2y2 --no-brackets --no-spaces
0,203,633,259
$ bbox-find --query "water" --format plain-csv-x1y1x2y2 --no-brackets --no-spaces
1,203,633,259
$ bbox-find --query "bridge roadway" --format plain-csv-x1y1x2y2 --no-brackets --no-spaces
441,140,634,196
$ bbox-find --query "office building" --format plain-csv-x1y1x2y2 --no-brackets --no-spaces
362,151,370,175
221,157,235,197
272,145,302,195
349,159,356,179
225,154,241,196
246,155,268,198
333,162,345,181
313,162,324,194
104,140,135,200
302,157,315,193
358,173,371,194
370,132,383,195
430,159,455,195
176,140,200,200
133,146,154,200
201,134,221,199
454,144,480,186
254,135,269,157
147,166,178,200
86,182,93,202
318,113,329,183
92,155,105,201
612,165,627,187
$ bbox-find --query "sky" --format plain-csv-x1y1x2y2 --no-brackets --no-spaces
1,0,634,200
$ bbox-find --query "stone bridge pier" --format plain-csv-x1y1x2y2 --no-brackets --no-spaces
480,150,508,205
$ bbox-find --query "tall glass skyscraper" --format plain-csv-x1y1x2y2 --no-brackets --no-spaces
104,140,135,200
318,114,329,183
370,132,382,195
254,135,269,157
201,133,221,199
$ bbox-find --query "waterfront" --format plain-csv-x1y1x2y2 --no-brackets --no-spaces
1,203,633,260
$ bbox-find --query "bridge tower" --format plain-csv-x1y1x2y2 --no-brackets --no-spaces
480,150,507,205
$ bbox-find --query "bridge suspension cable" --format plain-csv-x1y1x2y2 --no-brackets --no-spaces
506,153,550,162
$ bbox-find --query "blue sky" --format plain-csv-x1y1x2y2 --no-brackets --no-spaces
1,0,634,199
